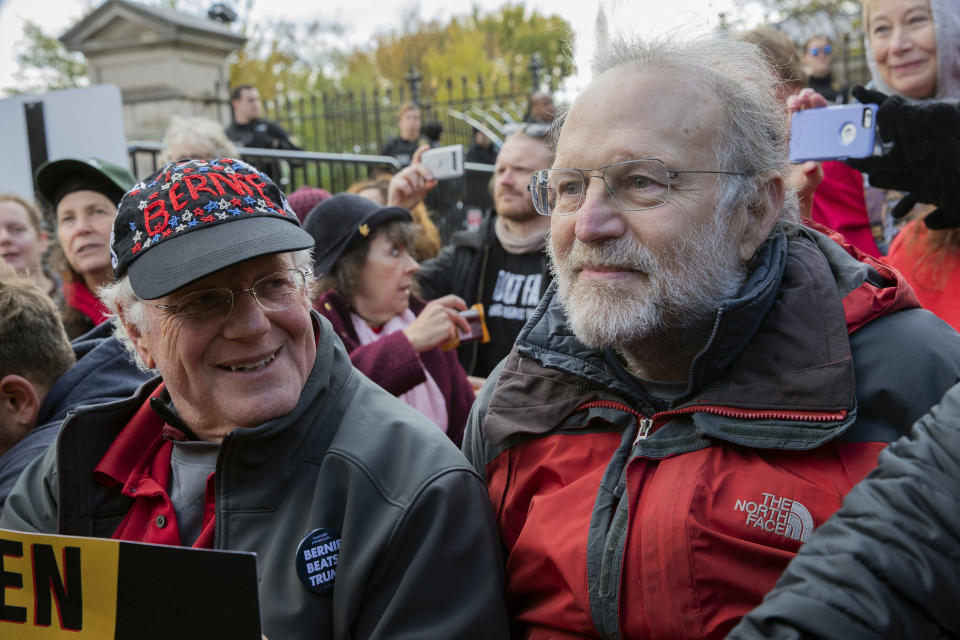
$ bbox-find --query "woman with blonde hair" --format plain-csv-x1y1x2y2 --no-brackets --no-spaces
0,194,58,301
858,0,960,329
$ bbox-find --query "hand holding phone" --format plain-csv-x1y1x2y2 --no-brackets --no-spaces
788,104,879,163
420,144,465,180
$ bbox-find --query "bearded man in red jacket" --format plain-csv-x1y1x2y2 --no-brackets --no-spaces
463,33,960,639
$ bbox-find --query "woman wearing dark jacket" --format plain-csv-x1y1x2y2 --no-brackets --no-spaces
305,193,475,445
34,158,136,338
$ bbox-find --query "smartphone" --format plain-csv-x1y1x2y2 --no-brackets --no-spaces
788,104,878,163
420,144,465,180
441,303,490,351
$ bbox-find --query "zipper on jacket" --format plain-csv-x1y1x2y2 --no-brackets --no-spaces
637,418,653,442
573,400,848,446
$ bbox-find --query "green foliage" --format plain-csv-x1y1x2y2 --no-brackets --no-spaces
340,4,575,100
228,3,575,103
229,19,344,102
6,20,88,95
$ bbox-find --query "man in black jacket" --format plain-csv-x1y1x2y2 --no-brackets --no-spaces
225,85,300,183
416,127,553,378
380,103,423,167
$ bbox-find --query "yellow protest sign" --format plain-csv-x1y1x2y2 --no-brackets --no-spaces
0,529,118,638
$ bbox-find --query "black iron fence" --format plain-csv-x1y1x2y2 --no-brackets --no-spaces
251,59,558,154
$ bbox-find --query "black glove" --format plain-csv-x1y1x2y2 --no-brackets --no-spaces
845,86,960,229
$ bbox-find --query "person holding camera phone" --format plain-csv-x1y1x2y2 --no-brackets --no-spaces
305,193,476,445
851,0,960,330
792,0,960,325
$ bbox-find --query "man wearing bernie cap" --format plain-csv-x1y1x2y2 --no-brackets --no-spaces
1,158,508,638
34,157,136,337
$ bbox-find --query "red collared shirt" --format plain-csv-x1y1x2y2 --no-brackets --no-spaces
93,384,217,548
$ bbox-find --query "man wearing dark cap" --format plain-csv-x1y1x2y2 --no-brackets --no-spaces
34,157,136,337
1,158,508,638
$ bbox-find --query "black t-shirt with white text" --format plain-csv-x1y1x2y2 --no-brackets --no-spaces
474,243,546,377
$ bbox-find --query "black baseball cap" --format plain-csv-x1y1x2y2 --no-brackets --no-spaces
304,193,412,276
35,157,136,208
110,157,314,300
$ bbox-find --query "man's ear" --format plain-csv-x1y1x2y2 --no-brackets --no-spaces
0,374,42,433
119,306,156,369
737,174,785,262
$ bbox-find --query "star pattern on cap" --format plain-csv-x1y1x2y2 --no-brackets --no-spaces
117,157,298,269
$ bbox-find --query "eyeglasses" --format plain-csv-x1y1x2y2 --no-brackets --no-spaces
502,122,551,138
809,45,832,56
527,159,750,217
144,268,310,324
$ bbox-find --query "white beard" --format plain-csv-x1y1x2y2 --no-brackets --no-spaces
548,215,747,350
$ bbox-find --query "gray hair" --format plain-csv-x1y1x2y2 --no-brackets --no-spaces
158,115,239,164
551,33,800,229
99,248,315,371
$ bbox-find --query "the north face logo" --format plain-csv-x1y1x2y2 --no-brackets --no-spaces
734,492,813,542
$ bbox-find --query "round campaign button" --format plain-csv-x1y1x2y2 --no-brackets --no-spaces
295,528,341,594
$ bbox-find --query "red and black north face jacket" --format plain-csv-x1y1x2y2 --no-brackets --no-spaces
463,224,960,639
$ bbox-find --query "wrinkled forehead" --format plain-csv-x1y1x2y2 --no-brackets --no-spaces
497,134,552,166
556,67,720,167
864,0,932,26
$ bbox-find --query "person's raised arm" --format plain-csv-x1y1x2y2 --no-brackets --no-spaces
387,145,437,212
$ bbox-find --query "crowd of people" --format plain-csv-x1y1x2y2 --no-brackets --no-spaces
1,0,959,636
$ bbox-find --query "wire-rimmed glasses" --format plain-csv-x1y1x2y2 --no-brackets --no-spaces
527,158,751,217
143,268,311,324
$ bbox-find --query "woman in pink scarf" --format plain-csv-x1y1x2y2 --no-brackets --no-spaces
306,193,476,445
